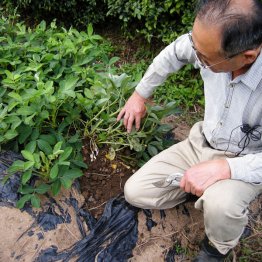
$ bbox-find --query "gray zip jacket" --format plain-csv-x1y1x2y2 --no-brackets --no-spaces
135,34,262,184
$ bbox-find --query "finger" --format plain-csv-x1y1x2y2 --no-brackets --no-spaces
195,186,204,197
180,177,186,189
127,115,135,133
196,190,203,197
117,108,126,122
135,115,142,131
123,113,129,128
184,181,191,193
191,188,196,196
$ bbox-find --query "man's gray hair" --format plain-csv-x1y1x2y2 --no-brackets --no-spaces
195,0,262,57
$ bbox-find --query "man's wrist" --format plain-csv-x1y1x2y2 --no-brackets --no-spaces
134,90,147,102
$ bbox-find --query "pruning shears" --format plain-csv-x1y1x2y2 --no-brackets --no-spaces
152,172,183,188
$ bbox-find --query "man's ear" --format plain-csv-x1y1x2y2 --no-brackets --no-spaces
243,49,260,64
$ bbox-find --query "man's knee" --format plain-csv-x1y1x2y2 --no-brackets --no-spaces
124,176,149,208
124,178,138,206
124,174,168,209
196,187,248,240
205,189,246,217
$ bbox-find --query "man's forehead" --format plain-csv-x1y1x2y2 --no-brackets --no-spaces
192,19,222,56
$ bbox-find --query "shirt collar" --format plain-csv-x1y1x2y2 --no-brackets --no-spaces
232,50,262,91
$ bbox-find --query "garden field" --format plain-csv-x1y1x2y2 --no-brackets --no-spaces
0,2,261,261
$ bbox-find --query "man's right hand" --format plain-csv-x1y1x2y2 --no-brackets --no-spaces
117,91,147,133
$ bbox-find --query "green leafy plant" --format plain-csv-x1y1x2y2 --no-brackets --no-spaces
2,0,197,44
153,64,204,110
105,0,196,43
76,71,179,165
0,16,178,208
2,0,107,27
0,18,112,207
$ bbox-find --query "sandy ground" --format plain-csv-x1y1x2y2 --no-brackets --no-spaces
0,121,261,261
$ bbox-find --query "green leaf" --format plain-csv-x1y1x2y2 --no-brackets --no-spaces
39,134,56,145
109,57,120,66
59,147,72,162
39,110,49,120
63,168,83,180
128,136,143,152
91,35,102,41
0,136,5,143
0,87,6,98
68,134,79,143
18,185,35,194
31,195,41,208
21,150,35,162
142,152,151,162
51,150,64,157
76,56,93,66
24,113,36,125
39,151,48,165
33,153,41,169
38,20,46,31
25,141,37,153
87,24,93,36
17,106,36,116
31,128,40,140
58,161,70,166
0,106,8,120
96,98,109,106
53,141,63,154
35,184,50,194
84,88,94,99
23,161,34,171
5,115,21,130
0,121,7,130
18,125,32,144
149,141,164,151
4,129,18,140
7,101,19,111
8,92,22,101
147,144,158,157
37,139,53,155
157,124,173,133
16,194,32,209
50,164,59,179
71,160,88,169
22,170,32,185
51,180,61,196
1,170,13,184
61,176,72,189
109,73,129,88
8,160,25,174
58,76,79,98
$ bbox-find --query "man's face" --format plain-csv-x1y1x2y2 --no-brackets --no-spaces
191,19,247,73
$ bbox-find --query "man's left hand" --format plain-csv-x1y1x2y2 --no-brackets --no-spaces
180,159,231,196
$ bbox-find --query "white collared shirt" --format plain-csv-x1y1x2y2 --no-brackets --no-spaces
135,34,262,184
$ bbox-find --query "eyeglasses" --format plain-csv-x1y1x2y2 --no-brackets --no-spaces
188,31,236,69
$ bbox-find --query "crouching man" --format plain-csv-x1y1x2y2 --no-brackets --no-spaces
117,0,262,261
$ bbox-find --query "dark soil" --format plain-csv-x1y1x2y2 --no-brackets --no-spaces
79,118,193,219
80,140,136,218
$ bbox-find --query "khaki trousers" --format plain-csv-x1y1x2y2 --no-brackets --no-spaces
124,122,262,254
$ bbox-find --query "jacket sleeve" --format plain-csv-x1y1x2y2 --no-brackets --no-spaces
226,154,262,183
135,33,197,98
